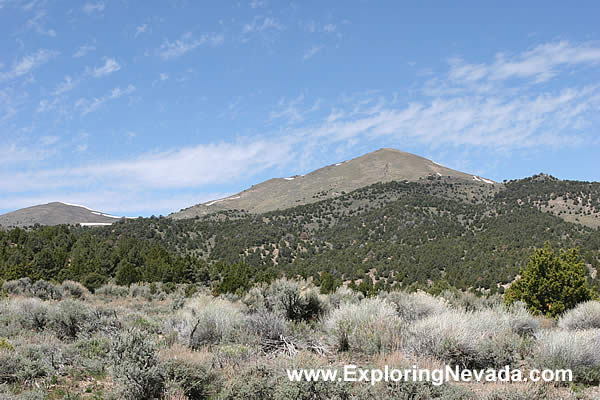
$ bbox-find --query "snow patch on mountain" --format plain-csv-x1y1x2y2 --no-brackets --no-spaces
60,202,94,211
206,195,241,207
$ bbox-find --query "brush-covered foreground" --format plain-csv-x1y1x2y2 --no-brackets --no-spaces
1,278,599,399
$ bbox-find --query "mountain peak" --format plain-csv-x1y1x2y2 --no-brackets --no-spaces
172,148,495,219
0,202,124,228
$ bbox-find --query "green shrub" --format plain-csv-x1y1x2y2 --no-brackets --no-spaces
404,306,536,369
163,357,220,400
220,364,368,400
0,337,14,351
19,342,63,382
380,380,475,400
79,272,107,293
505,244,593,317
48,299,92,339
0,341,62,385
327,285,363,308
245,310,288,342
441,289,503,312
61,280,90,299
31,280,63,301
214,344,255,366
2,278,32,296
162,282,176,294
109,329,165,400
533,329,600,384
95,284,129,297
483,385,554,400
324,298,401,354
15,298,50,331
0,351,23,383
266,279,325,322
129,283,152,299
558,300,600,330
242,285,267,312
168,295,246,348
73,336,111,359
380,290,449,322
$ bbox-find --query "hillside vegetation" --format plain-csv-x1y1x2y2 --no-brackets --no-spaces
1,278,600,399
1,175,600,295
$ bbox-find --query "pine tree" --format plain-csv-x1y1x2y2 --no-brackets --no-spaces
505,243,593,317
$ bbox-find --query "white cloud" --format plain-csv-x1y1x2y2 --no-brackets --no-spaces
243,16,283,34
0,143,51,165
40,136,59,146
73,43,96,58
250,0,267,8
0,49,58,81
159,73,168,81
26,10,56,37
303,45,323,60
52,75,76,95
75,84,135,115
37,98,59,112
0,87,27,122
91,58,121,77
301,21,340,37
269,94,320,124
157,32,224,60
448,41,600,85
82,1,104,15
135,24,149,38
323,24,336,33
0,140,294,194
2,40,600,214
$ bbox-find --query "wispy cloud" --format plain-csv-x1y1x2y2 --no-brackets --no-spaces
0,143,52,165
448,41,600,85
52,75,76,96
250,0,267,8
40,135,59,146
82,1,104,15
0,87,27,122
1,140,294,193
90,58,121,77
75,84,135,115
37,97,59,112
322,24,336,33
303,44,323,60
269,94,321,124
0,49,58,81
135,24,149,38
25,10,56,37
3,40,600,214
73,43,95,58
242,16,283,34
157,32,224,60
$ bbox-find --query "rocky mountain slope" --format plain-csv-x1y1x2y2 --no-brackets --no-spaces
0,202,125,227
171,148,497,218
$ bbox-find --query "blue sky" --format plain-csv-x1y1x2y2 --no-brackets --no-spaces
1,0,600,216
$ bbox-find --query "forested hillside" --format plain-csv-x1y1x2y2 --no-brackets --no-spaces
1,175,599,294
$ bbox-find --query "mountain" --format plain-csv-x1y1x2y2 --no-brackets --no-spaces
81,173,600,292
171,148,497,219
0,202,126,228
1,154,599,293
